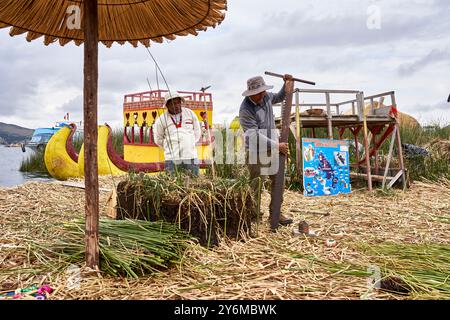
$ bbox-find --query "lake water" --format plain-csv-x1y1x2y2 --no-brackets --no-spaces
0,145,54,187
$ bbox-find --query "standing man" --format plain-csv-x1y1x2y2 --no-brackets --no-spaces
239,74,293,225
154,91,201,175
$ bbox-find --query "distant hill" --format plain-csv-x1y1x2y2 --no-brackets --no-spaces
0,122,34,144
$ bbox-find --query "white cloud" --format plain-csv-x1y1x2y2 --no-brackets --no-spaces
0,0,449,129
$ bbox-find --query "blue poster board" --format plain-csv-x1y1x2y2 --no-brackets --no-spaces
302,138,351,197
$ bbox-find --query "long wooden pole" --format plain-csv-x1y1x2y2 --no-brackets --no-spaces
84,0,99,268
359,92,373,191
372,130,379,175
264,71,315,231
270,78,294,231
295,91,302,180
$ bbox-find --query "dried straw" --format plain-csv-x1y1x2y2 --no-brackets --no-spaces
0,176,449,300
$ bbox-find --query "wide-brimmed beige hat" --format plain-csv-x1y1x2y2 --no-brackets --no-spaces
163,92,186,107
242,76,274,97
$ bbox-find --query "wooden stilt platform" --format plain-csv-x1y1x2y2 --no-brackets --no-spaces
275,90,408,191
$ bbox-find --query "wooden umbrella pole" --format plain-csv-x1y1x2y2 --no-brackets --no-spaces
84,0,100,268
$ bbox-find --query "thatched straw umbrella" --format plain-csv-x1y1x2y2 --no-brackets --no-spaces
0,0,227,267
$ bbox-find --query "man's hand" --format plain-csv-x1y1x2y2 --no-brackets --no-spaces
278,142,289,155
283,74,293,82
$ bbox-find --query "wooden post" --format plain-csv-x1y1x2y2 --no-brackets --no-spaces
395,124,407,190
326,93,332,139
295,91,302,179
264,71,315,231
271,79,294,231
200,88,215,178
84,0,99,268
353,128,360,169
359,92,372,191
356,96,363,122
391,93,407,190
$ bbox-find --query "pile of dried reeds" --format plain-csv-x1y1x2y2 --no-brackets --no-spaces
1,177,448,299
115,173,258,247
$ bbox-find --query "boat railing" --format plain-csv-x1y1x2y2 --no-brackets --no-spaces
123,89,213,110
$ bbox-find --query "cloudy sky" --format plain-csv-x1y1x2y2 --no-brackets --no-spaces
0,0,449,130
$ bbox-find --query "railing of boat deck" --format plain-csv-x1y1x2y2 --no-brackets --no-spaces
124,89,213,104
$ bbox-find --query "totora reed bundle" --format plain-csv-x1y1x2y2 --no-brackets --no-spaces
115,173,259,247
37,218,192,278
359,243,450,299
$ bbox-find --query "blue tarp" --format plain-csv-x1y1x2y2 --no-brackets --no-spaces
33,127,61,135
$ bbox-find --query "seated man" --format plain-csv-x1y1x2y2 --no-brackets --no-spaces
154,92,201,175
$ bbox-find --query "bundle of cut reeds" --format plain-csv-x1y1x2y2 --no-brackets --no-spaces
115,173,258,247
360,243,450,299
41,218,192,278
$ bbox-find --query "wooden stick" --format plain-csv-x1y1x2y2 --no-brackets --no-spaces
350,172,394,182
295,91,302,180
354,128,360,169
58,181,111,193
387,170,403,189
84,0,100,268
372,130,379,175
290,208,330,216
359,92,373,191
395,122,407,190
